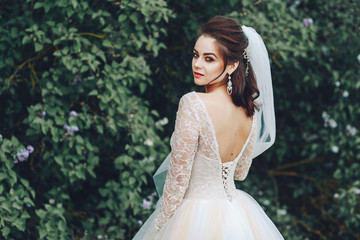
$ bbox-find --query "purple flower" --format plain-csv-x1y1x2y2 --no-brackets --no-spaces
0,134,2,138
147,192,157,200
71,126,79,132
14,148,34,164
141,199,151,210
303,18,313,27
42,111,46,118
64,125,71,132
17,150,29,160
64,125,79,135
14,146,34,163
70,111,77,117
27,145,34,153
22,151,29,159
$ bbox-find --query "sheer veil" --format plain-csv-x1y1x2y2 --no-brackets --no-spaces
153,25,276,197
242,26,276,158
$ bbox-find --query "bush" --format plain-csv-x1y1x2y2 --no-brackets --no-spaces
0,0,173,239
1,0,359,239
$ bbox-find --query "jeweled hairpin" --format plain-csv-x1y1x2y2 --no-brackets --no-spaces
243,50,250,76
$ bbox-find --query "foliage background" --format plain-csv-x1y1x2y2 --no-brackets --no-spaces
0,0,359,239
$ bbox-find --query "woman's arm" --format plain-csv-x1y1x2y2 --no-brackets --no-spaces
155,94,199,231
234,122,256,181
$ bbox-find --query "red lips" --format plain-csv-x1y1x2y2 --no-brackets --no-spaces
194,71,204,78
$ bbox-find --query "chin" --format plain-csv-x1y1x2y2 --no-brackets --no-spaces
194,78,207,86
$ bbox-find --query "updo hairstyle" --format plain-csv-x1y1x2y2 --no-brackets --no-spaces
198,16,259,117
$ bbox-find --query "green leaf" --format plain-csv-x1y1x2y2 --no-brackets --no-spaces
21,211,30,219
8,170,17,185
20,178,30,188
118,14,127,22
1,201,11,212
96,125,103,134
33,2,43,9
12,202,22,210
103,39,111,47
34,42,43,52
2,226,10,237
22,35,31,45
139,82,147,94
54,156,63,166
58,220,66,232
39,228,47,239
129,13,138,24
0,172,7,181
36,209,46,218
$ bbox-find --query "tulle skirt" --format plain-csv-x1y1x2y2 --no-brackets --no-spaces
133,190,284,240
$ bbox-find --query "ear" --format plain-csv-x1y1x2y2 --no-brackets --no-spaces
227,61,239,75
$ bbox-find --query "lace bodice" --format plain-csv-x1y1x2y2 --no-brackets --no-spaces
155,92,256,231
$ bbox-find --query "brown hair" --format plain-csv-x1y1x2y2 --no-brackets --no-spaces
197,15,259,117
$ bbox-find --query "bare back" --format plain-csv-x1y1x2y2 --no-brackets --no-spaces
197,92,252,163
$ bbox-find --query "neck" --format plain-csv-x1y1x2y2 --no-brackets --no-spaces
205,83,232,100
205,81,225,93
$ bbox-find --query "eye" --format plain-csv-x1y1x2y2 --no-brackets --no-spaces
205,57,214,62
192,52,199,58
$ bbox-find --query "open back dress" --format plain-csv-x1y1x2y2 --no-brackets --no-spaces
133,92,283,240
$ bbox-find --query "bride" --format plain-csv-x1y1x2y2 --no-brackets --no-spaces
133,16,283,239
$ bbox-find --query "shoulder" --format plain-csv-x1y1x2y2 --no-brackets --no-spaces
179,91,211,105
176,92,201,120
193,92,221,111
179,91,198,103
179,91,220,114
177,92,200,110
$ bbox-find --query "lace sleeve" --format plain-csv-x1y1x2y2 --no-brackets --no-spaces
155,94,199,231
234,121,256,181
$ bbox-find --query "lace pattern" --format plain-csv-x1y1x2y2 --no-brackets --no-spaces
155,93,200,231
154,92,257,233
234,121,256,181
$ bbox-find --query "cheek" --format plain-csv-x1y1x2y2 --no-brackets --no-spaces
209,63,223,75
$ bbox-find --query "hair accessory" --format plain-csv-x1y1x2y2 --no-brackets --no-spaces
243,50,250,76
227,75,232,95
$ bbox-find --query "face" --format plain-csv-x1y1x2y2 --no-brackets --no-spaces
192,35,228,86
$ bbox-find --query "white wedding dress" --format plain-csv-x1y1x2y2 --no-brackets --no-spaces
133,92,283,240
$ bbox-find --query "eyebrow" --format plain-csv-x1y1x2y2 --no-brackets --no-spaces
193,48,218,58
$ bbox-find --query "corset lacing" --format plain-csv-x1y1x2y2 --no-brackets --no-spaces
222,161,234,201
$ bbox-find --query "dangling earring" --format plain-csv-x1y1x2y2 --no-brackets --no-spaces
227,75,232,95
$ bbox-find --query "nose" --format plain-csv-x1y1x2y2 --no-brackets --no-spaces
193,58,202,70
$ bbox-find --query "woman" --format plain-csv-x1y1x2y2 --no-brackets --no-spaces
134,16,283,239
